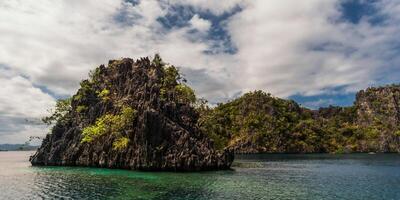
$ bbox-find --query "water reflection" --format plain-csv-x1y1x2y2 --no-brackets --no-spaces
1,152,400,200
29,166,228,199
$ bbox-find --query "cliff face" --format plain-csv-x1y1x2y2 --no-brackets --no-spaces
30,57,233,171
356,86,400,126
355,85,400,152
199,86,400,154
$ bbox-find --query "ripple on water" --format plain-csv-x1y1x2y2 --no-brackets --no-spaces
1,152,400,200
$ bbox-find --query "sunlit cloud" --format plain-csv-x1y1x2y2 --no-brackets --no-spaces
1,0,400,143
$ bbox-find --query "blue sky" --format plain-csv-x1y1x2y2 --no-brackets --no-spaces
1,0,400,143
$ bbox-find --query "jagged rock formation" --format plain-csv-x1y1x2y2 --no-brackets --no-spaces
355,85,400,152
356,85,400,126
30,57,233,171
199,86,400,154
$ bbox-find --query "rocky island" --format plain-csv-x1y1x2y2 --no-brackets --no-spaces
30,55,234,171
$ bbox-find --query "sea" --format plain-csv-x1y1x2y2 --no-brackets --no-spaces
1,151,400,199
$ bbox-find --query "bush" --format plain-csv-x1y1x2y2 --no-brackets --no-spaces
81,114,114,143
88,67,101,83
394,130,400,137
152,53,164,67
175,84,196,104
113,137,129,150
162,65,181,88
81,106,137,147
76,105,87,113
42,98,72,125
98,89,110,101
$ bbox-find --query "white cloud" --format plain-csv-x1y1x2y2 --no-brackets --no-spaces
189,14,211,32
0,67,54,144
226,0,391,97
1,0,400,143
0,68,55,118
0,123,47,145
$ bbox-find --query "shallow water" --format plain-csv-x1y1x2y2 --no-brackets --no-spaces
1,151,400,200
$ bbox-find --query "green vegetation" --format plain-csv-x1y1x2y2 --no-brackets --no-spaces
113,137,129,150
81,114,111,143
73,80,95,102
198,91,312,151
81,106,137,150
76,105,87,113
152,53,164,67
175,84,196,104
88,67,102,83
98,88,110,101
42,98,72,125
395,130,400,137
162,65,181,88
153,54,197,104
198,90,400,153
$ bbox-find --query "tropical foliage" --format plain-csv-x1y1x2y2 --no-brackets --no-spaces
154,55,196,104
198,90,400,153
42,98,72,125
81,106,137,150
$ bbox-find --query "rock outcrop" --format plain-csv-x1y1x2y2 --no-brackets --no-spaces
355,85,400,152
30,57,234,171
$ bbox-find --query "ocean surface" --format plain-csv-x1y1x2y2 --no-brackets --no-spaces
1,151,400,200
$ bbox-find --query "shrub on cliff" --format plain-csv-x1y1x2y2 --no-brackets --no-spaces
81,106,137,149
42,98,72,125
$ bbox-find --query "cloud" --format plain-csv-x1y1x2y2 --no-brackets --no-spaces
0,119,47,145
0,67,54,144
189,14,211,33
0,0,229,96
180,67,235,103
0,67,55,118
1,0,400,143
226,0,400,97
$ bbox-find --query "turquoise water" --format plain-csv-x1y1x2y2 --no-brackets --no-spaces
1,151,400,199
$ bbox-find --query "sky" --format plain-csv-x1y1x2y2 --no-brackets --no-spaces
1,0,400,144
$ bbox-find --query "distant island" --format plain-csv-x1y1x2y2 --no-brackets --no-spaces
30,55,400,172
0,144,38,151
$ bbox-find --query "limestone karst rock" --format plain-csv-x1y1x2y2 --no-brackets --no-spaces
30,57,234,171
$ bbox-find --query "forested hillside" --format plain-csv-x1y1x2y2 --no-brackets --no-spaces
199,86,400,153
